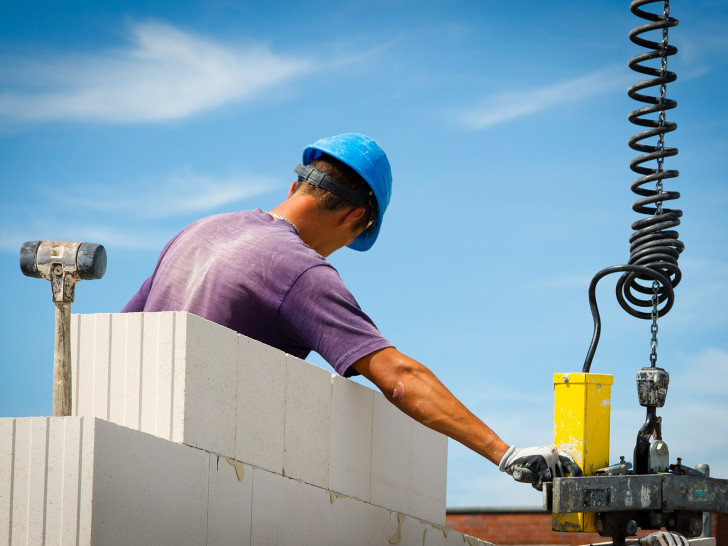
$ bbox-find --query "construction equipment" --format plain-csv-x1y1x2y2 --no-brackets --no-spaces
20,240,107,417
544,1,728,543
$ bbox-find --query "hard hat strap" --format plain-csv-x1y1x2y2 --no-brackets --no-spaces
294,164,371,207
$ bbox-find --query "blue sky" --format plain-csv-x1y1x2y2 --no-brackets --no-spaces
1,1,727,509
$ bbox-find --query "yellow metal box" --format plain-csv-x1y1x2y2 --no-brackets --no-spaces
552,372,613,533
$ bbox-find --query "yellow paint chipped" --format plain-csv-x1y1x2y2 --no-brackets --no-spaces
417,519,449,541
388,513,405,544
224,457,245,481
329,491,345,504
553,372,612,533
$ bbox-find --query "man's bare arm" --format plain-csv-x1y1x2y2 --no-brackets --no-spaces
351,346,509,465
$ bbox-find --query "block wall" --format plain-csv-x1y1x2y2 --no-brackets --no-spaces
69,311,448,525
1,417,489,546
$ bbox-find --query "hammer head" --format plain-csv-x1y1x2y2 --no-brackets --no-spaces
20,241,107,302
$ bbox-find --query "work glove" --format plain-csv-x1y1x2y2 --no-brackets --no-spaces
639,532,689,546
499,445,582,490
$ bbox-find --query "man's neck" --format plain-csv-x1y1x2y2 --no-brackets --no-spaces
270,196,349,258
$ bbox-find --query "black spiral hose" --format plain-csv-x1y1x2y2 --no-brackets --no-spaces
583,0,684,373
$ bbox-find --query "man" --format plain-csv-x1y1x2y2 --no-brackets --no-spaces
123,132,580,490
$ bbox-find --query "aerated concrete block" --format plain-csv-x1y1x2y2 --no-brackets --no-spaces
181,312,238,455
235,336,287,474
206,454,253,546
371,392,412,515
250,465,392,545
284,354,332,489
329,374,374,502
314,488,392,545
390,512,494,546
0,417,210,546
72,312,238,456
91,417,210,545
409,419,448,526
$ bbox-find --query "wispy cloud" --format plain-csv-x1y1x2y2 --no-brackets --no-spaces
454,65,632,131
0,168,276,252
0,21,313,124
50,168,274,219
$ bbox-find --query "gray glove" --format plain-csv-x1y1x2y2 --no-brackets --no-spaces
499,445,582,490
639,532,689,546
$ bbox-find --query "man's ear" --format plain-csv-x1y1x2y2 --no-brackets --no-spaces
288,181,297,197
341,206,366,227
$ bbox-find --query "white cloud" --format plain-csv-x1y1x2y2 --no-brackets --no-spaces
0,169,276,252
454,65,632,130
51,168,274,219
0,21,313,124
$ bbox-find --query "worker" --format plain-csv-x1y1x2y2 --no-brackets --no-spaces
122,132,580,490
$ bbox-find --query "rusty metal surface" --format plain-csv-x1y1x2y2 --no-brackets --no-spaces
38,241,84,303
664,475,728,513
554,475,662,513
552,474,728,514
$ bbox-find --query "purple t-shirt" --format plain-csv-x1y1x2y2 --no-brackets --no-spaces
122,209,392,376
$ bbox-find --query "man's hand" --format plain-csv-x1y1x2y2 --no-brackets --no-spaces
499,445,582,490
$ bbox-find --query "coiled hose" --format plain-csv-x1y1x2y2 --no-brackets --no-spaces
582,0,684,373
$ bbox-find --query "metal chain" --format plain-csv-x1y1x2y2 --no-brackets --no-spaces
650,281,660,366
649,0,671,367
655,0,669,216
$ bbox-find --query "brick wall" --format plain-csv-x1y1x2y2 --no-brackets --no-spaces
445,510,724,546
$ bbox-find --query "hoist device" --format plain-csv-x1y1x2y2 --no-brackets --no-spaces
542,1,728,543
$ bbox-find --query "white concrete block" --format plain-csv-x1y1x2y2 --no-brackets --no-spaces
73,314,115,420
235,336,286,473
73,312,238,457
1,417,213,545
172,312,238,456
139,311,176,438
206,454,253,546
93,314,112,419
329,374,373,502
371,393,412,515
2,417,90,545
389,512,450,546
121,312,144,429
0,419,12,544
444,529,493,546
317,491,392,545
391,513,492,546
78,420,95,546
15,417,48,544
107,313,131,426
91,418,211,546
409,420,448,525
71,312,80,411
250,466,392,545
45,417,84,545
284,355,332,488
250,466,311,545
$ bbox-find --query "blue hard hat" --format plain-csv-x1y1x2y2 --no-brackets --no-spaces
303,133,392,251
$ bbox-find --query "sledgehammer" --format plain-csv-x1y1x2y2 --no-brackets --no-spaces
20,241,107,417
